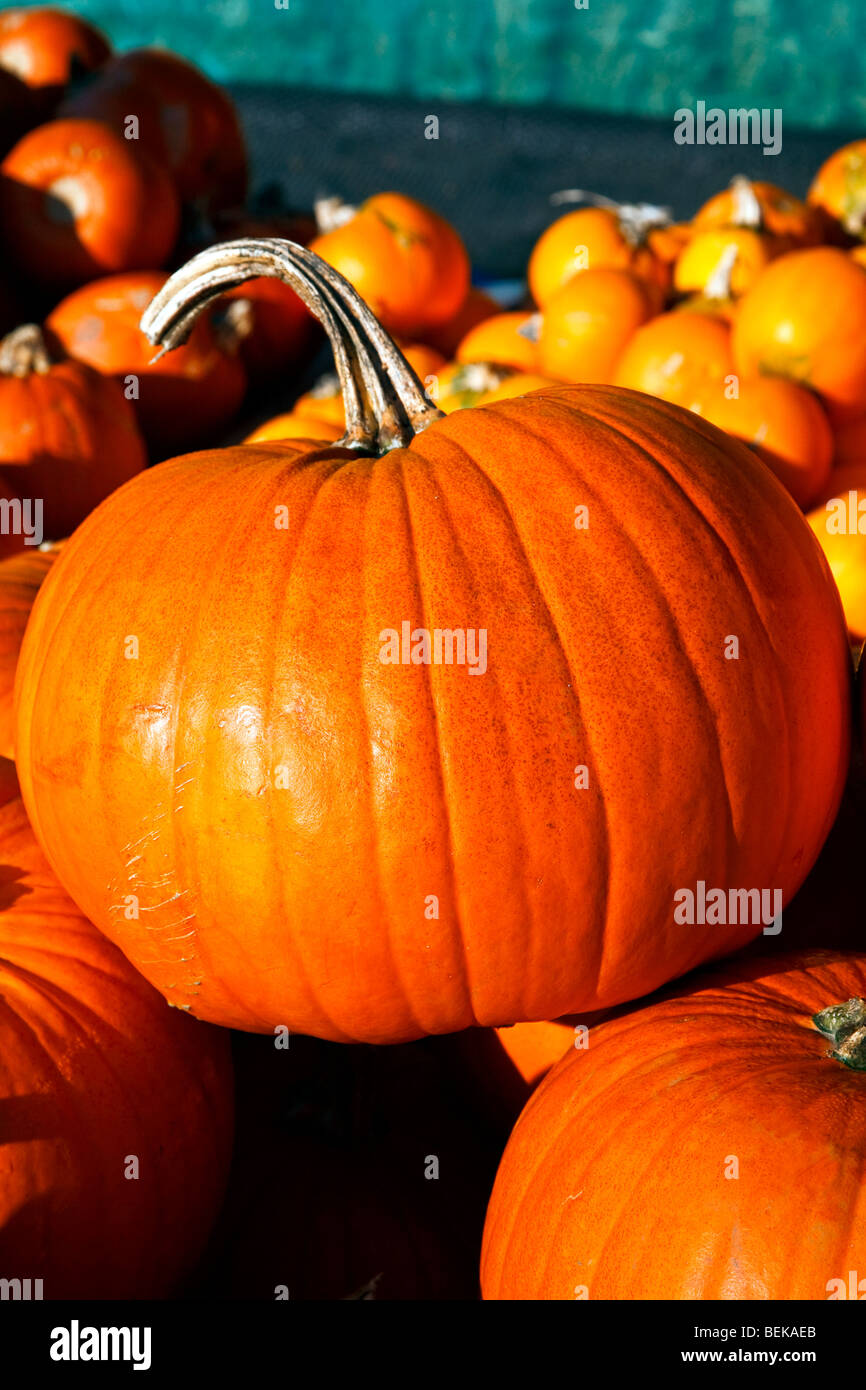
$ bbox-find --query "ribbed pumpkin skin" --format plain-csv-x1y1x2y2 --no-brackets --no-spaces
0,796,233,1298
0,544,60,758
482,951,866,1300
0,357,146,536
14,386,851,1042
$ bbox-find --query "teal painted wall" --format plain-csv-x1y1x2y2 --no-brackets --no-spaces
10,0,865,129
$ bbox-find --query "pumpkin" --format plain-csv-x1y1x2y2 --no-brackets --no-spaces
0,473,36,562
537,268,654,384
14,238,850,1042
808,140,866,240
0,540,61,759
0,793,233,1298
528,197,670,309
220,276,314,384
833,408,866,467
456,311,540,373
0,7,109,100
613,311,734,410
57,47,248,215
732,247,866,424
475,371,561,406
430,361,514,413
673,227,776,298
206,1031,503,1300
45,271,247,455
0,323,147,535
423,285,499,358
694,176,822,246
482,949,866,1300
807,465,866,639
493,1018,583,1089
293,347,446,431
0,118,179,287
244,414,343,445
690,374,833,511
310,192,469,338
671,241,738,322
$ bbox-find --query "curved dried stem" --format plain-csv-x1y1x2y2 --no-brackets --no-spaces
728,176,763,229
0,324,53,377
549,189,672,244
140,239,444,454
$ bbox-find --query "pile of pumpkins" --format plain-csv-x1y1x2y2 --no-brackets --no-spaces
1,5,865,1303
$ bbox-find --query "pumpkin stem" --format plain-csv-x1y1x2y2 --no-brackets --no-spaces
728,177,763,229
0,324,53,377
314,196,358,234
813,997,866,1070
703,242,739,300
140,239,444,454
548,189,672,244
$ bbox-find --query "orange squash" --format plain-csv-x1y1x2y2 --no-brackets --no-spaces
537,268,653,383
0,118,179,287
456,311,540,373
528,198,670,309
691,374,833,510
808,140,866,240
429,361,514,413
694,177,822,246
310,192,469,338
475,371,561,405
613,311,734,410
0,323,147,535
673,226,776,298
244,414,342,445
807,465,866,639
0,793,233,1298
0,7,109,99
14,239,850,1042
833,408,866,466
732,247,866,424
221,277,313,383
482,950,866,1300
423,286,499,358
57,47,248,215
0,540,61,759
45,271,247,455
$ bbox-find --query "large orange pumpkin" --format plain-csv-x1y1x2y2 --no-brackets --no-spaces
310,192,469,338
482,950,866,1300
732,247,866,424
0,7,109,98
57,47,248,215
0,323,147,535
14,239,851,1043
45,270,247,454
0,540,60,757
0,793,233,1298
0,118,179,287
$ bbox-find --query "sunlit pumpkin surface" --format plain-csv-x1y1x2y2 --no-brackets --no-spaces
15,381,850,1042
